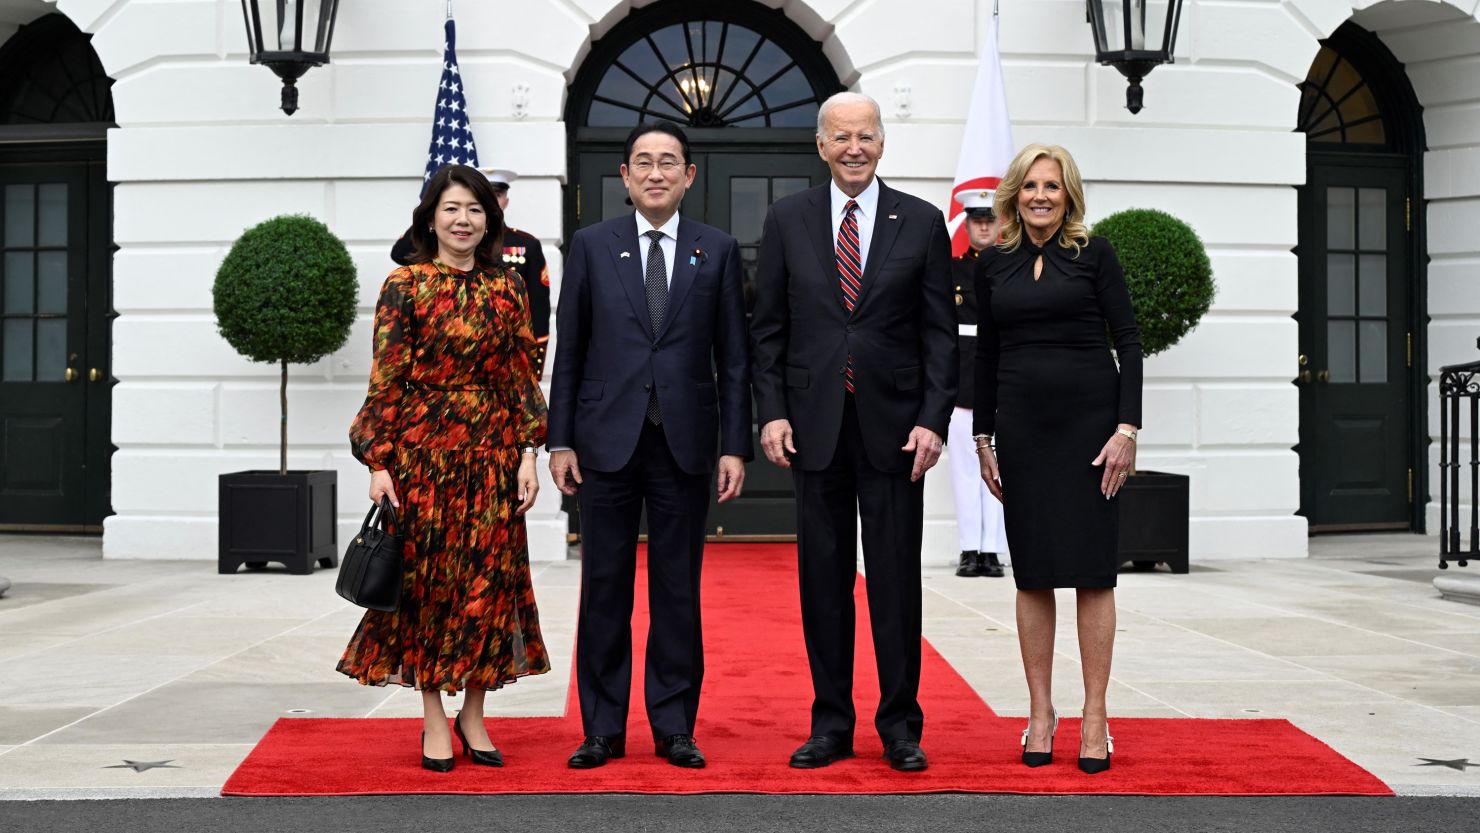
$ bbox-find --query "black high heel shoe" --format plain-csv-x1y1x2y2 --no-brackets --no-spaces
421,731,454,773
1078,723,1113,774
454,711,505,767
1020,708,1058,767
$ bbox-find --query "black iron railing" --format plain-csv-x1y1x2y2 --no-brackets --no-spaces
1439,339,1480,569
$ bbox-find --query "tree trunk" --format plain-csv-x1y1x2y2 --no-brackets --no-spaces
280,359,288,475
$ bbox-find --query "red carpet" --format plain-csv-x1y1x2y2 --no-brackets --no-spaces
223,544,1391,796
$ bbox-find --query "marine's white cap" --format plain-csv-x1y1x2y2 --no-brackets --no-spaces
959,188,995,217
480,168,518,189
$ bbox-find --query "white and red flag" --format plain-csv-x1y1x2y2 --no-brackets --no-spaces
947,12,1015,257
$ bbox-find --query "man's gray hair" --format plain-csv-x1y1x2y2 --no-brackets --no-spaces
816,91,885,139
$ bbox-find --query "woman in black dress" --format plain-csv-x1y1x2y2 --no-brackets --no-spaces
973,144,1141,774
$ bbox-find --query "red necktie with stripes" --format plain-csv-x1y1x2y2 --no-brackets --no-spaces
836,199,862,392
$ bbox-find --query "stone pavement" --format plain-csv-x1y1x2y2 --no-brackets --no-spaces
0,533,1477,800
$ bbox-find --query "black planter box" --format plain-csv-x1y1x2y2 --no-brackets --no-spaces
219,470,338,575
1117,470,1189,574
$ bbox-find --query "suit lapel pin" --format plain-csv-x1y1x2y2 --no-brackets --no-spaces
888,214,898,220
690,247,704,266
620,251,631,258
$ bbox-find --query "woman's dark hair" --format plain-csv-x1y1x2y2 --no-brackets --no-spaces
406,165,505,265
623,121,691,165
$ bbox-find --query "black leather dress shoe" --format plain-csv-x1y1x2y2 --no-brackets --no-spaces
883,739,928,772
789,735,855,769
654,733,706,768
567,735,625,769
978,552,1005,578
955,550,981,577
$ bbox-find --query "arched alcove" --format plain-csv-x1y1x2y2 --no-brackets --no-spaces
1293,17,1426,533
0,10,116,531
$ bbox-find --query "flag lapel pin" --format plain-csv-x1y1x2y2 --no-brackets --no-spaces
620,251,631,258
888,214,898,220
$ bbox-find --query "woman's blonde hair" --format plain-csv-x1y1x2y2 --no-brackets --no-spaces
993,143,1090,255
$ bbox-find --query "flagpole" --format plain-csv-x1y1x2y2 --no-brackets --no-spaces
993,0,999,17
447,1,453,20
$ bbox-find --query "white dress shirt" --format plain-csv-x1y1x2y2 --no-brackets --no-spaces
829,176,880,272
635,210,681,288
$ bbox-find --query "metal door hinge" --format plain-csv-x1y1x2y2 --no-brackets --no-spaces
575,184,581,222
1406,197,1411,232
1408,468,1414,503
1406,331,1412,368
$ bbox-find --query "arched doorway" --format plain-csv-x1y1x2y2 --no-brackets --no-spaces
564,0,843,539
0,12,115,531
1295,21,1425,532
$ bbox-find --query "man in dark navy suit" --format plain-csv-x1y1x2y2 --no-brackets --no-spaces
751,92,957,772
547,121,751,770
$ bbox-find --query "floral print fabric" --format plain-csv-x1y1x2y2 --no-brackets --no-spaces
338,260,550,693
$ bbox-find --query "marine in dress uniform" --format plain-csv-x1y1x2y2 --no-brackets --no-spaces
950,190,1008,578
390,168,552,379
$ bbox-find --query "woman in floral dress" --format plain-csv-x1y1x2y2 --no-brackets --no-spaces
338,165,549,772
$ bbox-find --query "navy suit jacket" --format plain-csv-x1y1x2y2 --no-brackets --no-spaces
548,213,752,475
750,179,957,473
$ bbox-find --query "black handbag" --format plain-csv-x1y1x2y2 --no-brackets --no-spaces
335,499,404,612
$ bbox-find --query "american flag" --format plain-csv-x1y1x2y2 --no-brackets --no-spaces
421,17,478,194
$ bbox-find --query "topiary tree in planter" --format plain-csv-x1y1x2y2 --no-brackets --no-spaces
1091,208,1216,575
212,214,356,575
213,214,357,473
1091,208,1215,357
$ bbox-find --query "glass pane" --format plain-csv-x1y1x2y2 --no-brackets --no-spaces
770,102,818,128
3,252,34,313
1358,188,1386,250
5,184,34,246
1328,320,1355,384
617,42,666,85
596,69,648,108
762,66,810,111
724,93,763,122
774,177,809,202
644,93,687,122
37,183,66,247
35,318,66,382
1327,253,1354,316
2,319,33,381
730,178,767,245
1326,187,1354,249
262,0,329,51
649,24,688,69
587,101,639,127
718,26,761,73
601,176,629,222
37,251,66,314
1358,254,1386,317
747,40,789,81
701,21,723,64
1359,320,1387,384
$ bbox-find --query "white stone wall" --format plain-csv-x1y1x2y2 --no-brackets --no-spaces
28,0,1470,561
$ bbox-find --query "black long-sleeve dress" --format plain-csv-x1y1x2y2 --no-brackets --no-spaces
972,232,1142,589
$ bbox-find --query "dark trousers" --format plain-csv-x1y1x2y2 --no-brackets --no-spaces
793,395,925,743
575,420,710,740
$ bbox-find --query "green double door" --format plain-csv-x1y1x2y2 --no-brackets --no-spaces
572,149,828,539
1297,157,1415,530
0,153,112,531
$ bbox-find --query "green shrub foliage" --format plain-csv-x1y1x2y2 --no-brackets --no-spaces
1091,208,1215,358
213,215,357,365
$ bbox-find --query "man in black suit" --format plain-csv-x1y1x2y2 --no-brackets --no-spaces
548,121,752,770
750,92,956,772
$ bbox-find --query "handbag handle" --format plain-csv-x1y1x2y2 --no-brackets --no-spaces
359,497,400,538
